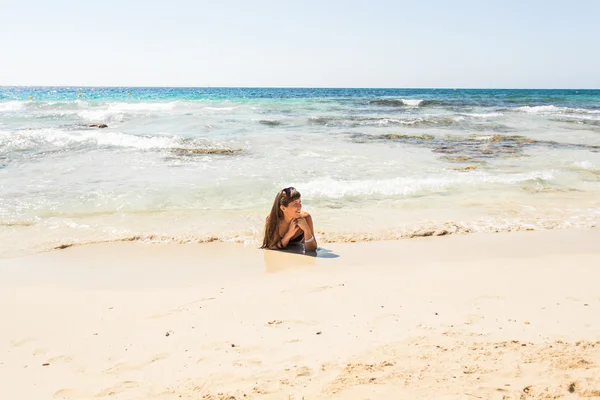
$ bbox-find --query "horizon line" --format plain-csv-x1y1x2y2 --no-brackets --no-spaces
1,85,599,91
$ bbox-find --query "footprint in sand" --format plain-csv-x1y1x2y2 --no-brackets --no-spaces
232,358,263,367
103,362,132,375
32,347,48,356
309,285,335,293
295,366,312,377
95,381,139,397
150,353,169,363
53,388,83,399
464,314,486,325
104,353,168,375
46,355,74,364
11,338,36,347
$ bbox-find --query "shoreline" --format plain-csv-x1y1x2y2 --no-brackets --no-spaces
2,228,600,399
2,221,598,260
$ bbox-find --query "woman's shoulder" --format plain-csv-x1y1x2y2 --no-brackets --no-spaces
301,211,312,219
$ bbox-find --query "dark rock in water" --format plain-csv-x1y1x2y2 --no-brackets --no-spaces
488,135,535,144
170,148,241,156
553,118,600,127
259,120,282,126
433,146,460,154
473,124,515,133
88,124,108,128
440,155,481,163
368,99,407,107
365,132,599,161
450,165,478,172
381,133,435,141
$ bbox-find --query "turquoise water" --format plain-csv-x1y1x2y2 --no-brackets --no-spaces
1,87,599,257
2,87,599,105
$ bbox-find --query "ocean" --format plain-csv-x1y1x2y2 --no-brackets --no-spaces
1,87,599,257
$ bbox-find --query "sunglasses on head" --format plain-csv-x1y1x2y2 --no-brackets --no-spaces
282,187,295,196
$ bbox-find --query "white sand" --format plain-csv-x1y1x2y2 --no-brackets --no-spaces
1,228,600,399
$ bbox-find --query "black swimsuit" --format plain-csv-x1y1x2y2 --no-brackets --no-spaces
289,231,304,243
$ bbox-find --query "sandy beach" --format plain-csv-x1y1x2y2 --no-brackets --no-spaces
2,228,600,399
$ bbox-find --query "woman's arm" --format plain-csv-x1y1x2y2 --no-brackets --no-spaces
298,213,317,252
269,219,298,250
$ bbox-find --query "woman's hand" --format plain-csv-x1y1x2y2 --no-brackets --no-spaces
296,217,310,233
284,219,299,239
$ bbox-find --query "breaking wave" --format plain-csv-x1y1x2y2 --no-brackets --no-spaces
297,172,556,198
308,115,461,128
367,99,446,107
0,101,25,112
0,127,241,154
514,105,600,115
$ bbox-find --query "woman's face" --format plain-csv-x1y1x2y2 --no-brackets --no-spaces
281,198,302,220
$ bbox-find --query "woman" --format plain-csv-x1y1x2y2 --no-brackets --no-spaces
261,187,317,251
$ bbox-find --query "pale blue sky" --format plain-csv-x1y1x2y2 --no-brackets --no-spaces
1,0,598,88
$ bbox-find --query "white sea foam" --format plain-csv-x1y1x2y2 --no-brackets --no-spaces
573,160,597,170
566,108,600,115
107,102,177,112
0,100,97,114
32,100,90,109
78,102,178,121
76,102,241,121
516,105,600,115
79,110,110,121
464,112,504,118
398,118,424,126
203,106,238,111
298,171,555,198
401,99,424,106
0,128,76,151
0,128,181,151
375,118,403,125
516,105,562,114
0,101,25,112
351,118,414,126
559,114,600,122
84,131,179,149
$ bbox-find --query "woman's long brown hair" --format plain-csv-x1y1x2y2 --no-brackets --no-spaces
261,187,301,249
